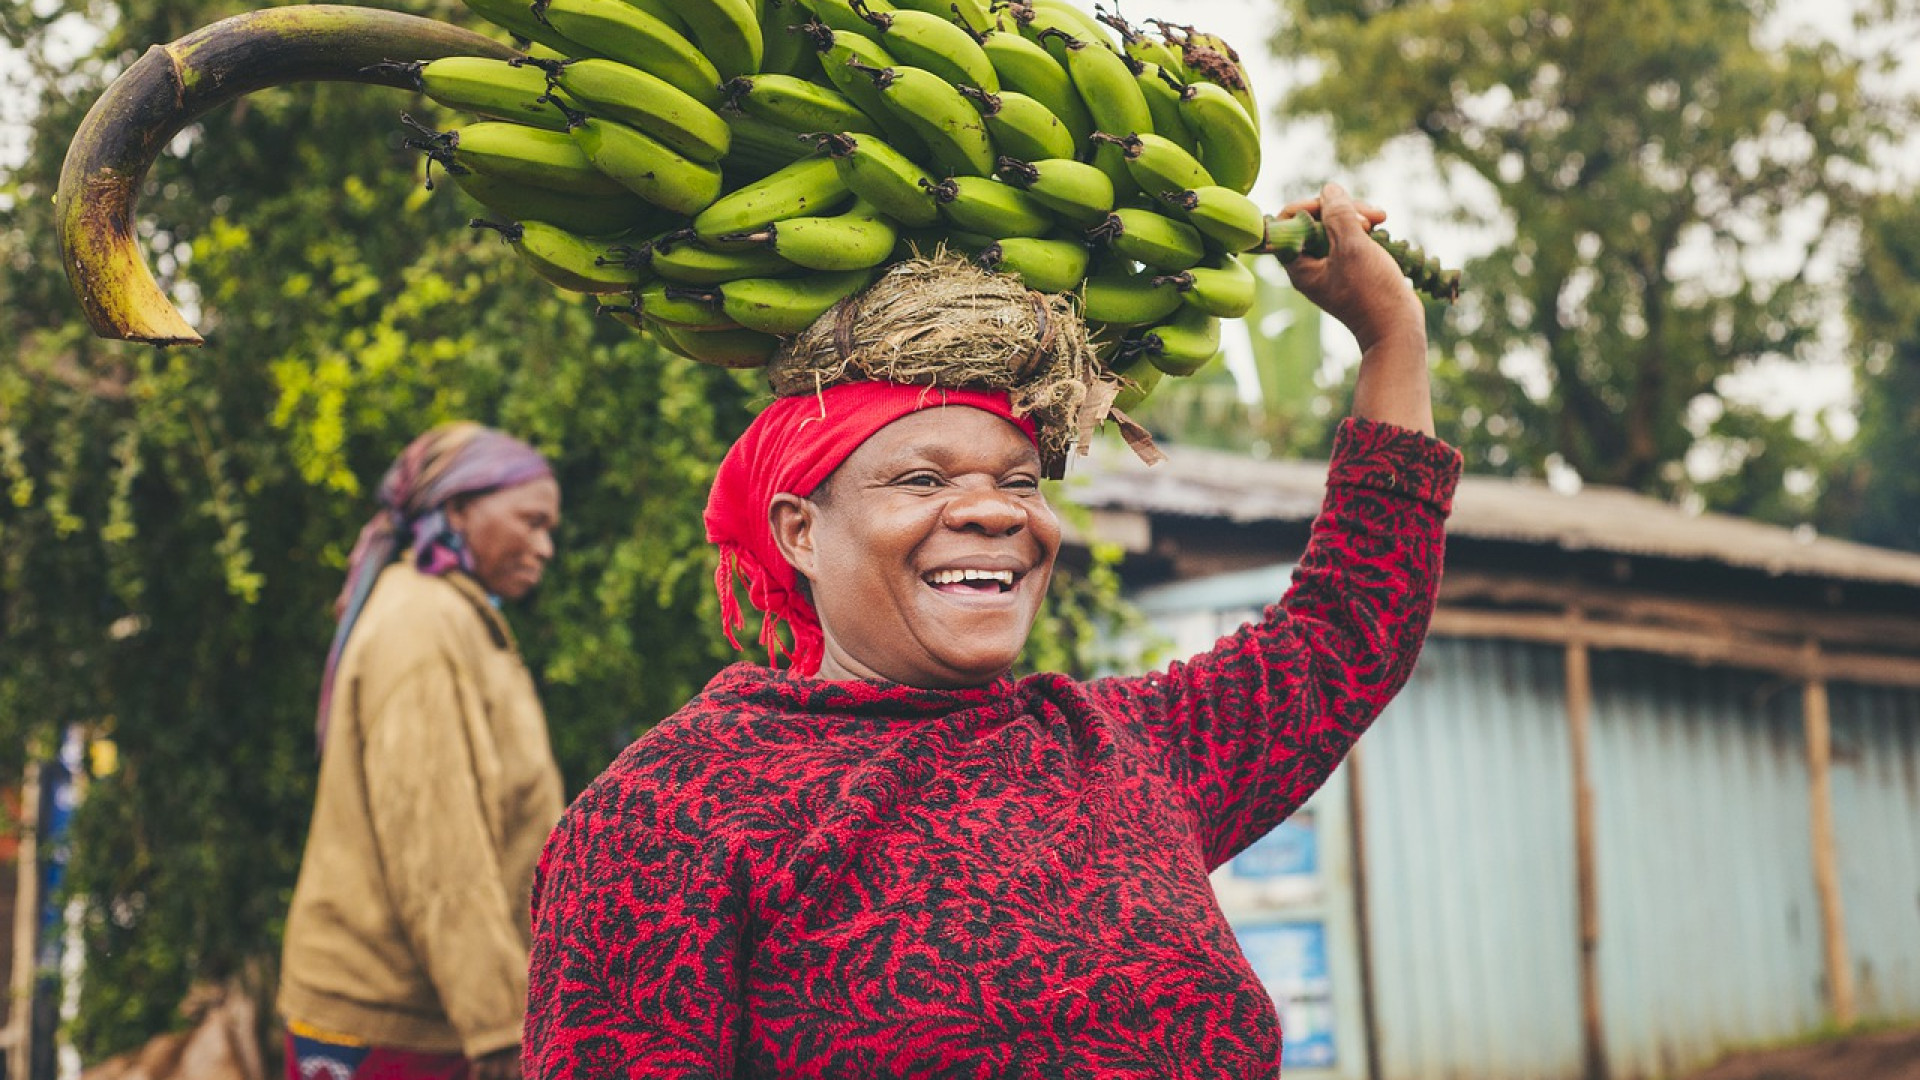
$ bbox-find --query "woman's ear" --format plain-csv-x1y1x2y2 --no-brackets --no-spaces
445,493,472,535
767,493,818,578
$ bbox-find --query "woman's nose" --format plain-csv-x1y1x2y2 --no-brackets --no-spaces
943,487,1026,535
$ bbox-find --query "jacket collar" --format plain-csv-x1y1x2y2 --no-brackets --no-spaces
441,569,516,652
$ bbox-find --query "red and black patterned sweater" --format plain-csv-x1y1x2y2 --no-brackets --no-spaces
526,419,1461,1079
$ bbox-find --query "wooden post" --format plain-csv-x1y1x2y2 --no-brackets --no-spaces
1346,745,1383,1080
5,760,44,1080
1567,612,1610,1080
1802,641,1856,1027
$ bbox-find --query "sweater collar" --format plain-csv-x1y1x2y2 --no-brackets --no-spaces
701,663,1023,724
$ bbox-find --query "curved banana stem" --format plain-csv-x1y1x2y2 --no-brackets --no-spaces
56,5,516,345
1259,213,1462,304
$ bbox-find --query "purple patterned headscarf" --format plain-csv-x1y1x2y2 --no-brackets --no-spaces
316,422,552,748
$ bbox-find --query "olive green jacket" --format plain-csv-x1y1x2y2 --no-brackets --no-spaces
279,564,564,1058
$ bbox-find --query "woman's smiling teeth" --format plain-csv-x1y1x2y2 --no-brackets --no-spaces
926,568,1016,593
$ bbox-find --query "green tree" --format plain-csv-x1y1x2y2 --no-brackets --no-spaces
1824,192,1920,551
1271,0,1900,513
0,0,1132,1060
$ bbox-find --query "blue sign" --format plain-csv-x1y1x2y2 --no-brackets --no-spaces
1233,811,1318,881
1235,920,1337,1069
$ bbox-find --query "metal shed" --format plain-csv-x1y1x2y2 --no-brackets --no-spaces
1066,442,1920,1080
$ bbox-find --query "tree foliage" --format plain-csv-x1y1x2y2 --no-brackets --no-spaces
1826,192,1920,551
1271,0,1900,512
0,0,1133,1058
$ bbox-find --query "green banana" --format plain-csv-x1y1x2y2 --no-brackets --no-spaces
1089,206,1206,271
646,231,798,282
1172,24,1260,135
800,20,931,158
1108,349,1165,412
1179,80,1260,195
52,4,517,345
1087,139,1141,205
1097,9,1183,75
1134,62,1198,155
957,86,1075,163
1039,27,1150,139
723,109,818,176
692,153,849,239
464,0,585,54
925,175,1053,238
1080,266,1184,326
443,120,630,196
703,268,876,333
648,318,785,367
1008,0,1112,63
977,235,1088,293
542,58,731,163
1162,185,1264,252
1154,252,1256,318
900,225,996,257
724,73,880,137
534,0,723,105
994,155,1112,226
887,0,991,34
412,57,570,132
569,116,725,215
1028,0,1113,44
723,202,898,270
850,62,996,177
818,131,939,226
634,282,740,328
674,0,763,78
796,0,890,39
977,29,1094,148
448,170,663,236
1094,130,1213,197
472,218,645,293
858,4,998,92
759,0,822,78
1136,302,1221,376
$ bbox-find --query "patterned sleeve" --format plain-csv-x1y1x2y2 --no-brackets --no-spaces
1087,418,1462,869
524,771,747,1079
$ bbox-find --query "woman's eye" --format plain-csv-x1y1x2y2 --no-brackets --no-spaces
900,473,943,488
1004,476,1040,492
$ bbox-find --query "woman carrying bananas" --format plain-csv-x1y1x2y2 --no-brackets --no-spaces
280,423,566,1080
524,184,1460,1079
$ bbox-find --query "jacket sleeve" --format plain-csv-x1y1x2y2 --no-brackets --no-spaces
524,770,747,1079
1086,417,1462,869
363,655,530,1058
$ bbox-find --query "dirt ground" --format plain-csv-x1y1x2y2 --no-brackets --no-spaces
1678,1025,1920,1080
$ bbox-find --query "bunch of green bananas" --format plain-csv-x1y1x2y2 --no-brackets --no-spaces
394,0,1458,401
50,0,1459,408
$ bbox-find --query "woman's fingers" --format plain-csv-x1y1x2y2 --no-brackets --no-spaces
1278,183,1388,228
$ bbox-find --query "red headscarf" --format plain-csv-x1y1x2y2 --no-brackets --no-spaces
705,382,1039,676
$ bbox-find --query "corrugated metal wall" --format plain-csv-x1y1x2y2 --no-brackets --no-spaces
1586,653,1827,1079
1360,636,1587,1080
1829,683,1920,1021
1135,567,1920,1079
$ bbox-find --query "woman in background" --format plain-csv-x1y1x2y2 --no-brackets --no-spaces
281,422,565,1080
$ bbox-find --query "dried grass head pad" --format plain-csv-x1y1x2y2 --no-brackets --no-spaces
768,251,1123,474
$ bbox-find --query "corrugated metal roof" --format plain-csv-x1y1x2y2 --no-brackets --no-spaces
1063,441,1920,588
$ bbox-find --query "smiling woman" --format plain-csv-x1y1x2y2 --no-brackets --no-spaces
526,193,1460,1080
